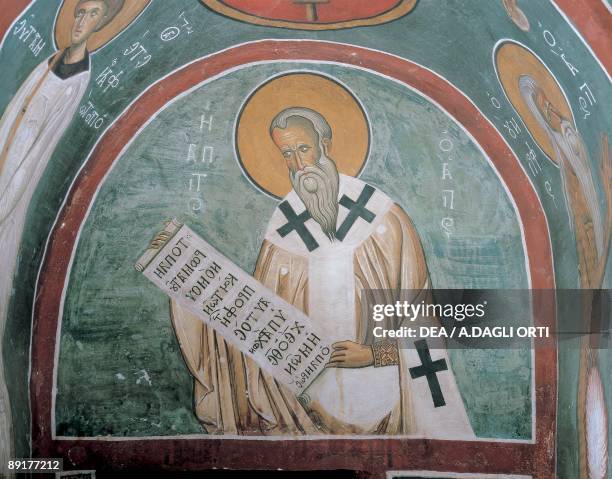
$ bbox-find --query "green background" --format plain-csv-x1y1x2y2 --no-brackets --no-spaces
56,62,530,438
0,0,610,477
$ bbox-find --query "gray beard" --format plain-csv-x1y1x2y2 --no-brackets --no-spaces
554,121,604,258
519,75,604,259
290,155,340,240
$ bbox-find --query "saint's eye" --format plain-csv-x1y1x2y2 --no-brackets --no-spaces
282,150,292,158
298,145,310,153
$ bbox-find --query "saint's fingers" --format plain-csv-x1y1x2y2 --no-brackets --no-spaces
332,341,351,350
329,351,346,361
325,362,346,369
325,358,347,367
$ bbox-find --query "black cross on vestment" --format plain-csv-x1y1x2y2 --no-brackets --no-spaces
336,184,376,241
409,339,448,408
276,201,319,252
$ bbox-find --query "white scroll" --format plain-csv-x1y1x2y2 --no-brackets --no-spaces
135,220,332,395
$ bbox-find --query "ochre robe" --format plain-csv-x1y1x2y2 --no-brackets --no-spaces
171,175,473,438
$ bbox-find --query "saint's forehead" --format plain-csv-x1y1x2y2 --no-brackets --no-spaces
272,125,317,145
77,1,106,12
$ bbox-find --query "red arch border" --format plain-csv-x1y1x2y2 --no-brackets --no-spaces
31,40,556,478
0,0,608,73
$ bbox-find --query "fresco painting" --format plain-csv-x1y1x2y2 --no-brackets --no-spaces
496,41,611,479
0,0,609,477
0,0,148,471
53,62,532,442
199,0,418,30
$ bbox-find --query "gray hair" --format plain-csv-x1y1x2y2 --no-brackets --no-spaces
519,74,604,258
518,75,546,127
270,107,332,143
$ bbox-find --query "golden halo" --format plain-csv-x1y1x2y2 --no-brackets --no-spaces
236,72,370,199
54,0,150,53
495,41,573,164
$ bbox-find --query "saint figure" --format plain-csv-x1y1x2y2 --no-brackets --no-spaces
519,75,610,288
0,1,125,474
519,75,611,479
170,107,474,438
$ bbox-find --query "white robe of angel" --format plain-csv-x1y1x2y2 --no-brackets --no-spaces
0,55,89,470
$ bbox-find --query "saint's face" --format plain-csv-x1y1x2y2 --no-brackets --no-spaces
534,87,563,133
71,1,107,46
271,120,322,175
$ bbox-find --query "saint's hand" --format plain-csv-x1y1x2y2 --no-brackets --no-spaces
326,340,374,368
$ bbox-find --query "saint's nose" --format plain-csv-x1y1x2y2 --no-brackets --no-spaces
295,153,305,171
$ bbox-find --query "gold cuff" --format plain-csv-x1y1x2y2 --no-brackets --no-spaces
372,340,399,367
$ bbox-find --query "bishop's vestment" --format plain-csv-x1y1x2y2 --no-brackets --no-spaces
171,174,474,437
